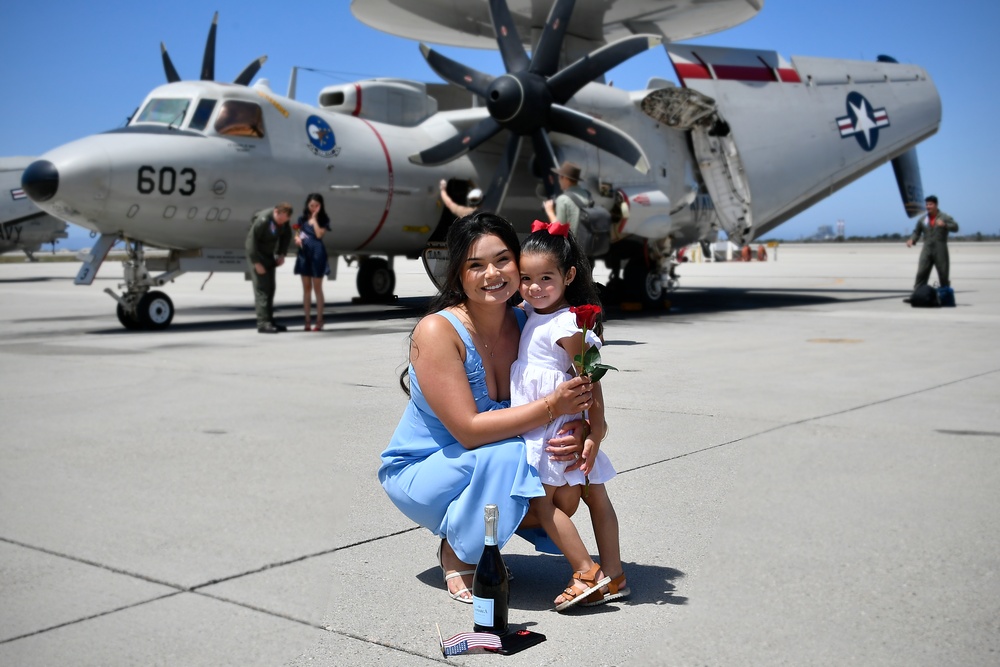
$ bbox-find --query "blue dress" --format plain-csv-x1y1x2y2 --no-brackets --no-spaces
293,216,330,277
378,309,544,564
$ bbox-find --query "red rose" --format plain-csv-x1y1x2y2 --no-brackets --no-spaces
570,304,601,330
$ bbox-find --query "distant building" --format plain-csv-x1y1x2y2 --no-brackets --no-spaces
808,224,837,241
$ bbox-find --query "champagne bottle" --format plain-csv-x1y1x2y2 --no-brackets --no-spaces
472,504,509,635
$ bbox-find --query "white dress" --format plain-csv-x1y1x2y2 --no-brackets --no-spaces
510,304,616,487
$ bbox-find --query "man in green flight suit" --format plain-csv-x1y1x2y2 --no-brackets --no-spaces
245,202,293,333
906,195,959,289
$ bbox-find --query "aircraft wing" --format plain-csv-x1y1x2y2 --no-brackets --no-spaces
350,0,762,48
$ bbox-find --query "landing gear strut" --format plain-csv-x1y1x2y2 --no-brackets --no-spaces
104,239,183,330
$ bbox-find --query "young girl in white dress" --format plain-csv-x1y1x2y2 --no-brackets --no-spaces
510,220,630,607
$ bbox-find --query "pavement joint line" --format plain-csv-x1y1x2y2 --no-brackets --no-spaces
618,366,1000,475
0,591,183,645
0,535,186,590
188,526,422,590
192,591,451,665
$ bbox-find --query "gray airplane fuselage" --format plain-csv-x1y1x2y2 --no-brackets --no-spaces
27,78,701,259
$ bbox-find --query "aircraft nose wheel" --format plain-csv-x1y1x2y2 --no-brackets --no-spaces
138,291,175,330
116,302,143,330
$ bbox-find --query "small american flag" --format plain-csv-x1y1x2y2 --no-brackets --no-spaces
10,188,26,200
440,631,502,656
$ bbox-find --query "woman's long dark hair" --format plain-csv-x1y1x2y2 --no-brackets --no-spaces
521,227,601,309
300,193,330,227
399,211,521,395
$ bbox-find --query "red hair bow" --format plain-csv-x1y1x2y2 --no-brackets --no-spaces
531,219,570,237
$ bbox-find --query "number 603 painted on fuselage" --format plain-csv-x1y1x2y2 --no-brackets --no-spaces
137,166,196,196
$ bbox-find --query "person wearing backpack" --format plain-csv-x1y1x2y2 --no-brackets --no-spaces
906,195,959,290
543,162,591,238
543,161,612,257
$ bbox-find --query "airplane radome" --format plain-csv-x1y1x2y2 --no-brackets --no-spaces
20,0,940,330
1,157,69,261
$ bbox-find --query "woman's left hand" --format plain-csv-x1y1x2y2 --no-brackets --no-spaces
545,418,586,472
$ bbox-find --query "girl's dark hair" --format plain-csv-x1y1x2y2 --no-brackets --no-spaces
521,228,601,309
398,211,522,395
300,193,330,228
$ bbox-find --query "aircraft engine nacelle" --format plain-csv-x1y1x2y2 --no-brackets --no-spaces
319,79,439,127
616,187,671,240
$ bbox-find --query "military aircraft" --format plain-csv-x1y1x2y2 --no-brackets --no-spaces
21,0,940,330
1,158,68,261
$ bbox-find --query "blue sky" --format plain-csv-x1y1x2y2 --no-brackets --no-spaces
3,0,996,246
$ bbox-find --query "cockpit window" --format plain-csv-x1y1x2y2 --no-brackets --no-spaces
188,99,218,131
135,98,190,126
214,101,265,138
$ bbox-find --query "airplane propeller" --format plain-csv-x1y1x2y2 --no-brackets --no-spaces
160,12,267,86
410,0,661,211
877,55,925,218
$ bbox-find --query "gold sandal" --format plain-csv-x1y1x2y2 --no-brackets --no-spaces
555,563,611,612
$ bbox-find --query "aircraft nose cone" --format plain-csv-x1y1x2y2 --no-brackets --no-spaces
22,160,59,202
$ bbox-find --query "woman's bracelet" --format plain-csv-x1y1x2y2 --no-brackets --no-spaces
543,396,554,424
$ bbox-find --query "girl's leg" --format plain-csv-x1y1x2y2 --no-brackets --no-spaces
525,485,605,605
301,275,312,329
583,483,622,579
552,483,582,518
312,277,324,328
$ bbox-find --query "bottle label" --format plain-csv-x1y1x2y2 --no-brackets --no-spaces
472,596,494,626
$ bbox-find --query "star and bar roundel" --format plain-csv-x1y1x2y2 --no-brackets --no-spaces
837,92,890,152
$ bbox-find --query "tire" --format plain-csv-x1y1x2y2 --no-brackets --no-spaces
116,303,142,330
137,291,174,330
624,259,663,306
356,258,396,301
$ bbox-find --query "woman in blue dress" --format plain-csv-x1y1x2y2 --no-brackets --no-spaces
293,193,331,331
379,212,611,610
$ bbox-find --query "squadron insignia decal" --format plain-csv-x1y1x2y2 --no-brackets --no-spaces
306,115,341,157
837,92,890,151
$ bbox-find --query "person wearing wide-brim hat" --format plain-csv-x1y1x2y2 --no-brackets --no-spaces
543,161,591,239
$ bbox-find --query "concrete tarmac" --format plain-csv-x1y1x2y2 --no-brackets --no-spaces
0,243,997,666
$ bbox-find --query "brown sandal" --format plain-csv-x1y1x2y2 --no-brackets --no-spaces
582,572,630,606
555,563,612,612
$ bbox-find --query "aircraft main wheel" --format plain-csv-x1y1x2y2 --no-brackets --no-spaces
624,260,664,306
357,258,395,301
138,291,174,330
116,303,142,330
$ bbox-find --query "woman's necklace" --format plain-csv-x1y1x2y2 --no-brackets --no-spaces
462,309,505,358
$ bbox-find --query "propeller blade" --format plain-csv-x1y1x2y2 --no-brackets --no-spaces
200,11,218,81
530,0,575,76
481,133,524,213
233,56,267,86
160,43,181,83
530,130,560,197
549,105,650,173
409,117,503,166
488,0,529,73
891,148,925,217
548,34,663,104
420,44,493,97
